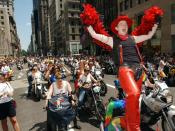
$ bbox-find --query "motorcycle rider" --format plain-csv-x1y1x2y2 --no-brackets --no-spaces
27,65,43,97
45,71,80,130
77,66,98,112
86,14,160,131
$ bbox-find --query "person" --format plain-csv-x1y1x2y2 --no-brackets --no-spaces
27,65,43,97
0,73,20,131
81,5,162,130
158,56,167,78
45,72,80,130
77,67,98,111
1,63,11,80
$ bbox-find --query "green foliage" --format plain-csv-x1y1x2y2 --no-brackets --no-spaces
21,49,27,56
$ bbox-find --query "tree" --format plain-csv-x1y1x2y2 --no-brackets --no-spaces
21,49,27,56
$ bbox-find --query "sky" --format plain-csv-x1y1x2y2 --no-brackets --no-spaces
14,0,33,51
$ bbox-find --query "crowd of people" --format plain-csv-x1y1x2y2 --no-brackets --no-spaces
0,53,175,130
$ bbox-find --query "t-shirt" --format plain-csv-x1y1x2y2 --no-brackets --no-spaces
0,82,13,104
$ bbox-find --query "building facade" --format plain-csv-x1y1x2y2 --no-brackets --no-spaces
118,0,175,54
64,0,82,55
0,0,20,57
31,0,50,56
80,0,118,55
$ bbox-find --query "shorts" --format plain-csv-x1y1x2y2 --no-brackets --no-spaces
0,101,16,120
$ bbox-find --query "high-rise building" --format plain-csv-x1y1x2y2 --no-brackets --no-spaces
0,0,20,57
31,0,38,55
48,0,81,55
48,0,66,56
64,0,82,55
80,0,118,55
32,0,50,56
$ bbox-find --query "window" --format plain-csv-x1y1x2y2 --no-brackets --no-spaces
72,35,75,40
60,4,62,8
136,0,141,4
130,0,133,8
1,22,4,25
72,4,76,9
171,4,175,24
0,10,3,14
71,21,74,26
124,0,129,10
1,16,4,19
72,28,75,33
137,13,143,25
71,13,74,17
120,2,123,12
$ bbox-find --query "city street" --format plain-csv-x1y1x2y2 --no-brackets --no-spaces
0,0,175,131
0,65,116,131
0,65,175,131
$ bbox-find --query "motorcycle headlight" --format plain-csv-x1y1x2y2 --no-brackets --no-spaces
93,86,101,93
95,71,101,75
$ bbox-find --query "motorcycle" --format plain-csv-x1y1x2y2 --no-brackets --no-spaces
80,83,105,121
17,62,23,70
32,77,47,101
104,60,117,75
100,75,175,131
92,68,107,96
164,65,175,87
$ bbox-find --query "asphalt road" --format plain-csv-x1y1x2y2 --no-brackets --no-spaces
0,65,175,131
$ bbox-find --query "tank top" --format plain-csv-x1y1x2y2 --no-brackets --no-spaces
49,81,70,112
113,35,142,66
52,81,69,96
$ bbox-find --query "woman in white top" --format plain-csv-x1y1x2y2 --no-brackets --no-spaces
45,72,80,130
0,73,20,131
77,67,97,109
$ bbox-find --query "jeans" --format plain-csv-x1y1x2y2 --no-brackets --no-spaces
27,75,33,94
78,88,86,108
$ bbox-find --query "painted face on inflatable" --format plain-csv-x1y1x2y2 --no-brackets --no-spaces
115,20,128,36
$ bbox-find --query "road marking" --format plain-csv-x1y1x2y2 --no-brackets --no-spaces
106,84,115,89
